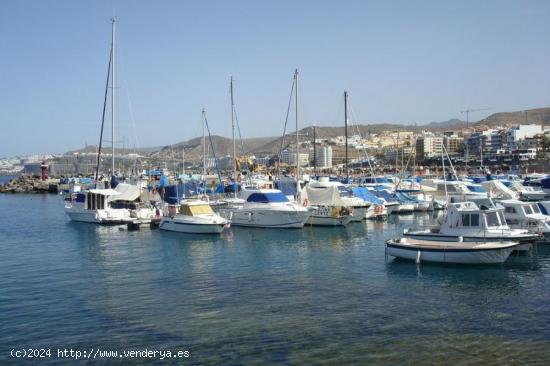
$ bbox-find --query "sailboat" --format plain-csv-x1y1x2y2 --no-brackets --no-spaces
65,17,132,224
65,18,157,225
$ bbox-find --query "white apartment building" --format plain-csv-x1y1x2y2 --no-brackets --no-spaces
416,133,443,158
505,124,543,149
281,150,310,166
314,146,333,168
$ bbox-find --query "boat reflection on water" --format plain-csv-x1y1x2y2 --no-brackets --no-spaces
385,257,519,289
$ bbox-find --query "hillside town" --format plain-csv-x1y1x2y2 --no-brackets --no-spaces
3,116,549,178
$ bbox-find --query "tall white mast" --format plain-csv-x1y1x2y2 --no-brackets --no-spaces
111,17,116,176
231,76,236,198
202,109,206,178
295,69,300,181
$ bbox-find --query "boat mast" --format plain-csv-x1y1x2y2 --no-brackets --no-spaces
111,17,116,176
344,91,349,180
202,109,206,178
231,76,236,198
295,69,300,183
313,124,317,175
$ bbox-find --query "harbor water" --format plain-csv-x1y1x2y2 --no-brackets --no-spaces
1,193,550,364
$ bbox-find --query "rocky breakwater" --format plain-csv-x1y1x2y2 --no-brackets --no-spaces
0,176,58,194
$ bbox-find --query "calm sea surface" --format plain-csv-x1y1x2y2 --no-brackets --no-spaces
1,193,550,364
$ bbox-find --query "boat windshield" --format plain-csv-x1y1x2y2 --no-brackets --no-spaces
523,205,534,215
531,204,541,214
485,211,501,227
338,186,351,197
467,185,486,193
246,192,289,203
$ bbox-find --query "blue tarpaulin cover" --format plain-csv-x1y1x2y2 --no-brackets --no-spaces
247,192,289,203
275,178,297,196
351,187,384,205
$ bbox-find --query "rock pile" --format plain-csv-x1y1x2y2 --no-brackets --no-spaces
0,176,53,193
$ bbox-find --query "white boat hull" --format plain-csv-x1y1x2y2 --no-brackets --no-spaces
403,231,535,252
64,205,130,224
306,214,351,226
385,204,399,215
366,205,387,219
230,209,310,228
521,192,547,201
350,207,367,222
386,243,514,264
159,217,226,234
397,203,415,213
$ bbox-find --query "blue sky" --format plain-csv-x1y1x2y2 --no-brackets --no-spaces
1,0,549,156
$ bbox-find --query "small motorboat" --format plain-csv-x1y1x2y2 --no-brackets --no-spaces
403,201,538,251
159,200,229,234
385,237,519,264
301,182,351,226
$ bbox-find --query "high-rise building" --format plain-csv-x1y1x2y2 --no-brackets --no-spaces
416,133,443,158
314,146,333,168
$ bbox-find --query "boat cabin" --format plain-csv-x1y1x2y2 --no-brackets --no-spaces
500,200,549,226
443,201,508,232
179,201,215,216
71,189,120,210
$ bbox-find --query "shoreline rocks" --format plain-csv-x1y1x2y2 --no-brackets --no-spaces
0,176,56,194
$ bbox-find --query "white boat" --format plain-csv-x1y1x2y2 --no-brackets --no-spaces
352,187,387,219
365,204,387,219
508,181,546,201
64,189,131,224
403,201,538,251
223,189,310,228
481,180,519,201
373,189,401,214
311,178,369,222
500,199,550,239
386,238,518,264
301,182,351,226
420,179,487,203
159,200,228,234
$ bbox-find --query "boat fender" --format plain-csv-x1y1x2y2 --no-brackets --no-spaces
458,236,464,242
415,250,421,264
303,198,309,207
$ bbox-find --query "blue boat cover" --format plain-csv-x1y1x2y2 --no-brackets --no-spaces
351,187,383,205
157,175,169,188
375,190,398,204
110,176,119,188
541,177,550,189
275,179,297,196
246,192,289,203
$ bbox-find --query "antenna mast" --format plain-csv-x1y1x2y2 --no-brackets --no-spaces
111,17,116,176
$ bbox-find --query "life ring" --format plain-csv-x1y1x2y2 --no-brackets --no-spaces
374,205,383,214
303,198,309,207
201,195,208,202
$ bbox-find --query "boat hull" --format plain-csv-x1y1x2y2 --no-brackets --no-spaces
159,217,225,234
403,231,535,252
306,214,352,226
386,242,514,264
350,207,367,222
64,206,130,224
230,209,310,228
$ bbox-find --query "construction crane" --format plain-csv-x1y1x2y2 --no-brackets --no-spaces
460,107,492,168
